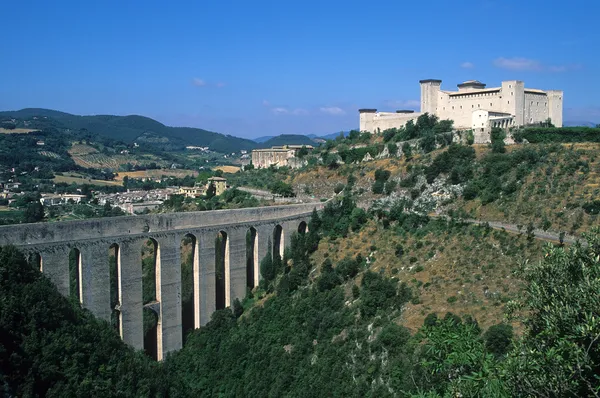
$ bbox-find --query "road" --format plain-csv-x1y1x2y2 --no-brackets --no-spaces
433,215,583,245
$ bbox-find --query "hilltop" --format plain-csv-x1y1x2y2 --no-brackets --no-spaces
0,108,257,153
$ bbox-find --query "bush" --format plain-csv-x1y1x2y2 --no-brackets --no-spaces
484,323,513,357
333,183,345,194
372,180,384,194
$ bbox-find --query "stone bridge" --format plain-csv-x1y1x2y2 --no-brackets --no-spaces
0,202,323,359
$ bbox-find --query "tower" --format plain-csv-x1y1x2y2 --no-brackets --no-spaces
358,108,377,133
419,79,442,115
547,90,563,127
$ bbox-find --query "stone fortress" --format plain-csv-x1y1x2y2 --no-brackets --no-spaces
359,79,563,142
252,145,313,169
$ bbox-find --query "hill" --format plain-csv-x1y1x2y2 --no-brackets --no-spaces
257,134,318,148
0,108,257,153
252,131,350,144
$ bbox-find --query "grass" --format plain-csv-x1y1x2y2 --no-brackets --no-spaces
310,219,545,332
54,174,122,186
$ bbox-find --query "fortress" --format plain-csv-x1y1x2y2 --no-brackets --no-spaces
359,79,563,142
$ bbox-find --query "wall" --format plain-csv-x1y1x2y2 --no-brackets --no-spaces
524,92,550,125
368,112,420,133
439,90,503,128
252,149,295,168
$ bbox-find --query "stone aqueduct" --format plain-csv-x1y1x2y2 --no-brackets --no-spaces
0,202,323,360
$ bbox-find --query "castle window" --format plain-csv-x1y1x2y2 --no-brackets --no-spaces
460,105,462,109
472,105,474,108
537,102,539,106
545,102,547,106
511,92,513,95
452,106,454,110
490,103,492,106
509,84,512,88
478,104,480,107
508,101,510,104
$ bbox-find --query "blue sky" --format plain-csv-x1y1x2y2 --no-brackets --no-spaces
1,0,598,138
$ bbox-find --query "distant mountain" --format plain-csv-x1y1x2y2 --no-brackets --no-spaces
0,108,257,153
252,135,276,143
256,134,317,148
320,131,350,140
252,131,351,144
564,120,599,128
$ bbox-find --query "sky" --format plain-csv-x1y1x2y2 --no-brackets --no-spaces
1,0,598,138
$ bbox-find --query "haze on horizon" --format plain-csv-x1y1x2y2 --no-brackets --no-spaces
1,0,598,139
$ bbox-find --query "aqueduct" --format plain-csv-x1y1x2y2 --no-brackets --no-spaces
0,202,321,360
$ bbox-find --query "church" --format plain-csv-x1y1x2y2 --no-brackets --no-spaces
359,79,563,143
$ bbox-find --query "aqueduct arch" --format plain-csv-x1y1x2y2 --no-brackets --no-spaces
2,203,323,360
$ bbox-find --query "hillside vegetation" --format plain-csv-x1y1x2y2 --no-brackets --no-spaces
0,108,257,152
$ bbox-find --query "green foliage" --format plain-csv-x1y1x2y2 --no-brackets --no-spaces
513,126,600,144
270,180,295,197
582,200,600,215
503,229,600,396
483,323,513,358
360,271,411,317
372,179,384,194
23,201,45,223
425,144,475,184
490,127,506,154
0,246,163,396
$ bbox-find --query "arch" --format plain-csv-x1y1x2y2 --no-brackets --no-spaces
68,247,82,303
215,231,230,310
273,225,284,259
141,238,161,360
109,243,122,337
180,233,198,343
297,221,308,234
29,252,42,271
246,227,258,289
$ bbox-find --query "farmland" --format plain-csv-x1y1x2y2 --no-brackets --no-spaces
114,169,198,181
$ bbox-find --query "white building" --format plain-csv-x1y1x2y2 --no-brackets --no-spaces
359,79,563,142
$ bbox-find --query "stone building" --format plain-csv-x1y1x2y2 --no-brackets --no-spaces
251,145,313,169
208,177,227,196
359,79,563,142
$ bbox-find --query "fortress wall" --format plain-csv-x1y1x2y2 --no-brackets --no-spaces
252,150,294,168
370,112,420,133
524,92,550,125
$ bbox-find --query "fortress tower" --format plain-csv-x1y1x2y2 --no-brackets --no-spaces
420,79,442,114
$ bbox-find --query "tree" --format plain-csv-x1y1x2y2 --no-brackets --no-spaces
205,183,216,199
490,127,506,154
23,201,44,223
504,230,600,396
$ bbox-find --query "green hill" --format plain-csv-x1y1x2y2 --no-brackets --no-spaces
257,134,318,148
0,108,257,153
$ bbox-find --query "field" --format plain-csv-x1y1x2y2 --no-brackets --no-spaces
68,143,165,170
213,165,241,173
114,169,198,181
0,128,37,134
53,174,122,186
